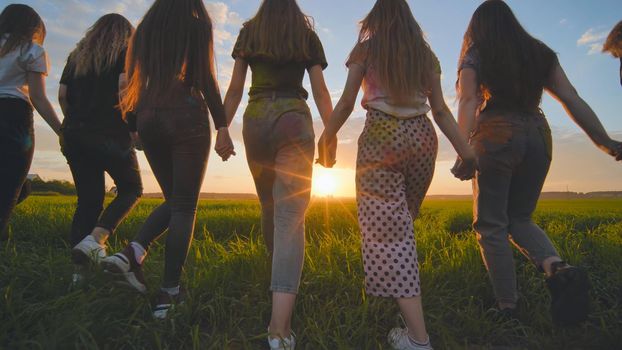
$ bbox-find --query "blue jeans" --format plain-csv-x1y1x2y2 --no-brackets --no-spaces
471,109,559,305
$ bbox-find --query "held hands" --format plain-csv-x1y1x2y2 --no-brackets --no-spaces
451,155,478,181
215,127,236,161
601,139,622,161
317,132,337,168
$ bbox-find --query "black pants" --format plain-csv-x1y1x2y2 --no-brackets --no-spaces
133,106,210,287
0,98,34,235
61,127,143,246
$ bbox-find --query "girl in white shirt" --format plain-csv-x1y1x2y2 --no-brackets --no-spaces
0,4,61,236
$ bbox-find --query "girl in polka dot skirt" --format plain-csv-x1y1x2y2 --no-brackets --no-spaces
318,1,477,349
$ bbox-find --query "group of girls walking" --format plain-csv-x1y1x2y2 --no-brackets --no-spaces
1,0,621,349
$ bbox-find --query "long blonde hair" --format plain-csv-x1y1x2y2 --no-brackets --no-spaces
235,0,315,62
350,0,434,102
68,14,133,77
121,0,217,114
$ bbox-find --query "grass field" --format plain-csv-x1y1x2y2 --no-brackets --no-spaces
1,196,621,349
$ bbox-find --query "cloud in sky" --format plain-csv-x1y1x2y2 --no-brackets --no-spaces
577,28,608,55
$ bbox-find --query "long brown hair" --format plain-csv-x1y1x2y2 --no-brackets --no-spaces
603,21,622,58
121,0,217,114
0,4,46,57
235,0,315,62
68,14,133,77
459,0,557,111
349,0,434,102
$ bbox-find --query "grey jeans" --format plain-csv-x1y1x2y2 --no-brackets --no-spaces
243,96,315,294
471,110,559,305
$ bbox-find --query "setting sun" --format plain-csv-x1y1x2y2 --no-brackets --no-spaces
313,168,338,197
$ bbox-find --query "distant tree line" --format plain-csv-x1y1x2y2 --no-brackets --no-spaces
30,178,76,196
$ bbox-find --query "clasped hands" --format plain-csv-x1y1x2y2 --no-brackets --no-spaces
451,155,478,181
215,127,236,161
317,132,338,168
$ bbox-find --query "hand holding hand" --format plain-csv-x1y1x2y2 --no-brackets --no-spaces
317,132,337,168
451,155,478,181
215,128,236,161
598,139,622,161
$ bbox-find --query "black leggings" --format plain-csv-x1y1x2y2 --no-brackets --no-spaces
134,106,210,287
0,98,34,235
61,129,143,246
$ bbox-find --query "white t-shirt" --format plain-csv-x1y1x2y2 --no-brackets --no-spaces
0,35,49,102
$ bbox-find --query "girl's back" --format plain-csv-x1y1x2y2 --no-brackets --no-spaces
60,14,132,130
0,33,47,102
121,0,224,124
347,0,439,119
60,53,126,129
231,4,326,100
459,0,557,113
348,41,440,119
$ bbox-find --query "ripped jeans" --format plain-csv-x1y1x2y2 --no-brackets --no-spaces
471,110,559,305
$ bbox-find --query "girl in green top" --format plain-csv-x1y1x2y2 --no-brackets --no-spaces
223,1,333,348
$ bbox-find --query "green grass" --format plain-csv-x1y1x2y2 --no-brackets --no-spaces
1,197,621,349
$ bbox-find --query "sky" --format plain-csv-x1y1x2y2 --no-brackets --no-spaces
3,0,622,197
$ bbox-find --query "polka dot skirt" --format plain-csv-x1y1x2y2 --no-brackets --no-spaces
356,109,438,298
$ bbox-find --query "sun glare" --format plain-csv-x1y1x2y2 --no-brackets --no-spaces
313,169,338,197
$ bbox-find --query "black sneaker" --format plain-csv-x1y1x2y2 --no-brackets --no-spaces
153,288,185,319
546,262,590,326
102,245,147,293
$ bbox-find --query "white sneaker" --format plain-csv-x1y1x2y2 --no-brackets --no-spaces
71,235,106,265
153,289,185,319
101,246,148,294
388,328,432,350
268,331,296,350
